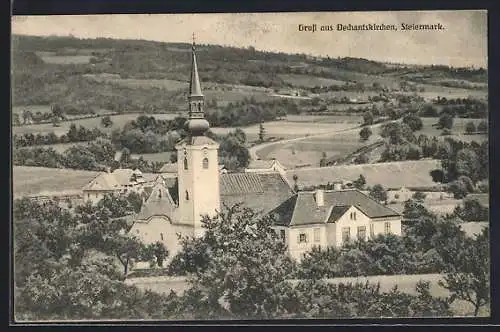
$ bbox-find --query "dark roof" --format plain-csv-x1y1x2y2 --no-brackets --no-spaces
220,172,295,215
327,205,351,223
136,183,178,222
268,189,400,226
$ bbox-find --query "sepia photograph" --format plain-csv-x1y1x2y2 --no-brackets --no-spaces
11,10,489,322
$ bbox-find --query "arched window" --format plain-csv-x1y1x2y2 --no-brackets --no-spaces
185,190,189,201
203,157,209,169
184,157,188,170
158,190,162,199
198,103,202,112
160,233,164,241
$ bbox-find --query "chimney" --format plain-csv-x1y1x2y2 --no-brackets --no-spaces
314,189,324,207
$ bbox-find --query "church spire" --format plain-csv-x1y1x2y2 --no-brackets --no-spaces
186,33,209,136
189,34,203,97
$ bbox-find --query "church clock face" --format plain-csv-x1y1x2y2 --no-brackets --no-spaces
203,147,208,155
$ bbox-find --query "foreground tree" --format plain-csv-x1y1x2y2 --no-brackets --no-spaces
438,228,490,316
169,204,296,319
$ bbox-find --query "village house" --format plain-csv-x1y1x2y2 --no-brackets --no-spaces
82,168,155,203
244,159,286,174
269,189,402,260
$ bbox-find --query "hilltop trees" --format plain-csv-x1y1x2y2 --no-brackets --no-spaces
101,115,114,128
363,111,374,126
465,121,476,134
402,113,423,131
438,113,454,130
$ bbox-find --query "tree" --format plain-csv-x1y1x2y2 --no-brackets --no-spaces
477,121,488,133
412,191,427,202
170,204,296,319
13,113,21,126
52,115,60,127
363,111,374,126
402,113,423,131
369,184,388,204
353,174,366,189
258,122,266,142
145,241,169,268
453,198,489,222
438,113,454,130
465,122,476,135
359,127,373,141
319,151,328,167
101,115,114,128
354,153,369,164
438,228,489,316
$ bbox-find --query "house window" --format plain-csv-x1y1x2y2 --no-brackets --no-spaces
95,194,98,198
357,226,366,241
203,157,209,169
314,228,320,242
184,157,188,170
280,229,286,241
299,233,307,243
87,194,90,199
370,223,375,238
350,211,357,220
342,227,351,243
384,222,391,235
185,190,189,201
158,190,162,199
160,233,164,241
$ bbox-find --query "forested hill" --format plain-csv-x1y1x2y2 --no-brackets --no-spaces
11,34,487,110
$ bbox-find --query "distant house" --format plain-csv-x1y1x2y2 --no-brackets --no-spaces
82,168,151,203
245,159,286,174
269,189,402,261
387,187,413,202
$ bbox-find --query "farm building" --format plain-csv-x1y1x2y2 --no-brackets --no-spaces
127,41,402,262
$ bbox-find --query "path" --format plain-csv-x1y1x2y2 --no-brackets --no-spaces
248,121,388,161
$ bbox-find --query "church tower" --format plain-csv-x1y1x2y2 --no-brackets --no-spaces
175,37,220,237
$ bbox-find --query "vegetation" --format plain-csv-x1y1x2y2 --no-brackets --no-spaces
359,127,373,141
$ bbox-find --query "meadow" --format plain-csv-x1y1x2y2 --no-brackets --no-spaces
277,74,347,87
13,166,100,198
12,112,181,136
84,74,188,91
417,117,488,142
286,160,442,189
40,54,95,65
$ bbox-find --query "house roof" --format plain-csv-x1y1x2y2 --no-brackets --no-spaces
269,189,400,227
112,169,136,186
82,173,120,191
247,159,278,170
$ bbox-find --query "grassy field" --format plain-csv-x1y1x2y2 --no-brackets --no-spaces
405,84,488,100
417,117,488,142
84,74,188,91
12,112,181,136
286,160,442,189
131,151,174,163
127,273,489,317
212,119,355,143
13,166,100,198
278,74,347,87
257,124,374,168
40,55,94,64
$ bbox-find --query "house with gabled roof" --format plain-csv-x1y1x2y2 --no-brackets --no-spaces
268,189,401,260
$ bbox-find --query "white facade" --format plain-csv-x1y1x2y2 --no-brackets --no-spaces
276,205,402,261
176,142,221,237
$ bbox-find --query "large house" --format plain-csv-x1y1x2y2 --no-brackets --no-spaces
98,40,402,261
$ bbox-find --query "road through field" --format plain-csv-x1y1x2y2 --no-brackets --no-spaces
249,121,388,161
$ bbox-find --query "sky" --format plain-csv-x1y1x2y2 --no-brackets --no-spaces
11,10,488,67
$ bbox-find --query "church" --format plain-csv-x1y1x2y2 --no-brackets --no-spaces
128,41,402,261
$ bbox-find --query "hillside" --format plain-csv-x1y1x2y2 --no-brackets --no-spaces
12,34,488,112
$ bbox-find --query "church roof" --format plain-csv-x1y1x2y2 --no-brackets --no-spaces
136,182,178,222
220,172,295,216
189,43,203,97
177,136,218,147
269,189,400,227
